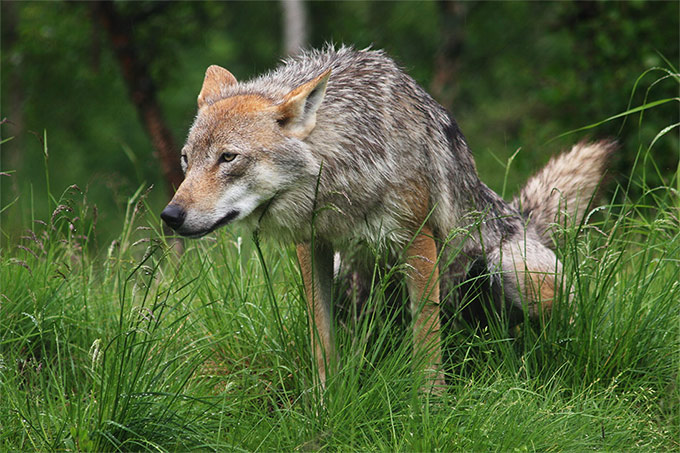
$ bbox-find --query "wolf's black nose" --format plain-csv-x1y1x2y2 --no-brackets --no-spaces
161,204,186,230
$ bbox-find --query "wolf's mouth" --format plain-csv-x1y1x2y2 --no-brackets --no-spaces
182,210,240,238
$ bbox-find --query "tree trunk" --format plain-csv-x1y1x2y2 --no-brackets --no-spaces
281,0,308,56
92,1,184,199
430,0,467,110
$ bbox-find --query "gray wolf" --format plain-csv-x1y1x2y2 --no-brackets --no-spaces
161,46,611,390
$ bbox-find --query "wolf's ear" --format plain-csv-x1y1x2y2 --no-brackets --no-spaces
198,65,238,108
277,69,331,139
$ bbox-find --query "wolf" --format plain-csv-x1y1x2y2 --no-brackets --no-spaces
161,46,611,390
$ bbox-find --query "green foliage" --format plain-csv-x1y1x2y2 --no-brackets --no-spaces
453,2,679,193
2,1,678,243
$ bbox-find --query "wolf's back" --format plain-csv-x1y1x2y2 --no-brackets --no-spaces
512,140,615,245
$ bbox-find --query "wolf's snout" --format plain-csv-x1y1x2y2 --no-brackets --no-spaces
161,204,186,230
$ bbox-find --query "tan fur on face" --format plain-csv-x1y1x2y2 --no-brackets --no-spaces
174,95,277,213
210,94,275,116
190,94,283,154
171,166,221,213
180,93,280,175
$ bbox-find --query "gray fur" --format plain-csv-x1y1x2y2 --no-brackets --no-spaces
232,47,514,248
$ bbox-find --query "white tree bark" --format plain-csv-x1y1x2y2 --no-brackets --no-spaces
281,0,308,56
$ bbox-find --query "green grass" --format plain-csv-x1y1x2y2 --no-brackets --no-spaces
1,118,679,450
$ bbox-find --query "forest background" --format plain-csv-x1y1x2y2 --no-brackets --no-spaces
1,1,678,243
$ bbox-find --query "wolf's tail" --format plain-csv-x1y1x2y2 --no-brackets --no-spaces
512,140,615,245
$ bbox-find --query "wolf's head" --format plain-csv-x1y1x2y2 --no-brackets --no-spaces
161,65,331,237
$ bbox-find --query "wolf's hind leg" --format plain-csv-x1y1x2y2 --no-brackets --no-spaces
405,225,446,392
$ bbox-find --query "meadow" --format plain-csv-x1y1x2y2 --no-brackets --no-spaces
1,100,678,451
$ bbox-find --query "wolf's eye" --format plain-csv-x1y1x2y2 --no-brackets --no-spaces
219,152,237,163
181,154,188,171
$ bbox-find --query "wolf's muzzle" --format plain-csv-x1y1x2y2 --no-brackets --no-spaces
160,204,186,231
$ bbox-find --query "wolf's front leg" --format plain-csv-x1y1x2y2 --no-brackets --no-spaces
405,225,446,392
296,241,336,389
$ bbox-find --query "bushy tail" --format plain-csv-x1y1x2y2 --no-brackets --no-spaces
512,140,615,244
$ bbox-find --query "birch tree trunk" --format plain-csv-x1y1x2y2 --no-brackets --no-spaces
281,0,308,56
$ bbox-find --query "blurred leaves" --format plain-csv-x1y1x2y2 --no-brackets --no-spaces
1,1,678,244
